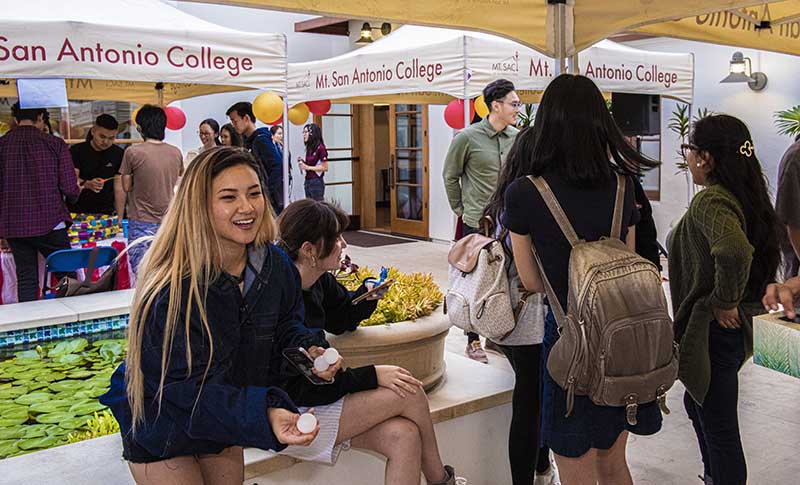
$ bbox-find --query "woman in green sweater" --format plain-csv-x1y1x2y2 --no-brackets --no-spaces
669,115,781,485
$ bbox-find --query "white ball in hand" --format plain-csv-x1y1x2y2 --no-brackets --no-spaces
297,413,317,434
323,347,340,365
314,355,330,372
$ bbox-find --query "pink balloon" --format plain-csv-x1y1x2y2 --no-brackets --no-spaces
306,99,332,115
164,106,187,130
444,99,475,130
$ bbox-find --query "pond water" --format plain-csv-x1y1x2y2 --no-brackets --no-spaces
0,331,126,459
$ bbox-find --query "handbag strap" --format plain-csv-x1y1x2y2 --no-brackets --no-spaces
527,176,581,247
81,247,101,288
610,174,626,240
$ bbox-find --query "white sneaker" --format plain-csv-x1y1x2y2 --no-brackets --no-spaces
533,464,560,485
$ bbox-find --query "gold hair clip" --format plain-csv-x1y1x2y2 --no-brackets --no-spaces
739,140,754,157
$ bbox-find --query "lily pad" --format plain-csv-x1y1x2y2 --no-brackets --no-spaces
66,370,93,379
56,354,83,366
35,411,75,424
27,382,50,391
0,386,28,399
0,426,24,440
47,339,88,358
45,424,71,436
29,400,72,414
0,440,19,458
14,392,52,405
69,401,106,415
58,415,93,430
1,407,28,420
48,380,86,393
0,415,28,426
17,434,64,450
22,425,48,439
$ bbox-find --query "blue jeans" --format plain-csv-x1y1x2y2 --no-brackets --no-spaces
304,177,325,201
127,219,160,274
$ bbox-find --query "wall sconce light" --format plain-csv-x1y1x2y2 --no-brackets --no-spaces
720,51,768,91
357,22,392,44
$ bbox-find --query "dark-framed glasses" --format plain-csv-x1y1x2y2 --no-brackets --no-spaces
680,143,701,159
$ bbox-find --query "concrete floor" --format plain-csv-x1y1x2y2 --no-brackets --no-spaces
347,235,800,485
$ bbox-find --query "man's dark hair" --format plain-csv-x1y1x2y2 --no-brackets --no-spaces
10,102,46,123
135,104,166,140
226,102,255,123
95,114,119,131
482,79,516,111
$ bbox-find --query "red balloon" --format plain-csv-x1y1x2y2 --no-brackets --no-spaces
443,99,475,130
306,99,332,115
164,106,187,130
270,115,283,126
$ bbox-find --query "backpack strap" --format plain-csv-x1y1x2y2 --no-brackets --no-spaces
524,176,570,326
610,174,626,241
526,176,581,247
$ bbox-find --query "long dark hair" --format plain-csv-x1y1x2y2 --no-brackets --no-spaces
303,123,324,154
200,118,221,146
484,74,659,222
690,114,781,297
220,123,243,148
276,199,348,261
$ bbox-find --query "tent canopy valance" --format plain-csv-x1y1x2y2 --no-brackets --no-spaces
287,26,694,106
0,0,287,104
190,0,763,57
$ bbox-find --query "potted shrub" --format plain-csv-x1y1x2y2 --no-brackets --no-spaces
775,105,800,139
329,264,449,391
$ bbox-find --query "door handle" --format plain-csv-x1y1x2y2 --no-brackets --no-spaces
389,154,396,189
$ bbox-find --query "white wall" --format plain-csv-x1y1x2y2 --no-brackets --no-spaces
167,1,351,202
428,105,458,242
627,38,800,245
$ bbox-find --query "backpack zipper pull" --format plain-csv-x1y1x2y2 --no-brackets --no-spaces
657,385,670,415
625,394,639,426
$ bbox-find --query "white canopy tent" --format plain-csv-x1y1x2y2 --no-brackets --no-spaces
0,0,287,104
287,25,694,106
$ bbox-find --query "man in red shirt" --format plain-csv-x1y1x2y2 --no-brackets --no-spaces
0,104,80,302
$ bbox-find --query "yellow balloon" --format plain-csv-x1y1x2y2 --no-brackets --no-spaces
288,103,310,126
474,95,489,118
131,106,142,126
253,92,284,124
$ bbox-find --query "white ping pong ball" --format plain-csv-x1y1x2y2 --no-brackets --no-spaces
297,413,317,434
323,348,340,365
314,355,330,372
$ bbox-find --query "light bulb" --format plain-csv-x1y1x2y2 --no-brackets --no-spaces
323,347,340,365
297,413,317,434
314,355,330,372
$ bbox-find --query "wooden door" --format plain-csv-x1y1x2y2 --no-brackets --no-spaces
388,104,429,238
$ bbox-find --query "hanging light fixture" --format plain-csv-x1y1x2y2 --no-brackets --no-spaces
720,51,768,91
356,22,392,44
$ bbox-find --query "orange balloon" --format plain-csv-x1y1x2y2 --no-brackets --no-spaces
288,103,310,126
253,92,283,124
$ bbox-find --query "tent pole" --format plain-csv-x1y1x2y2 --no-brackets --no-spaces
283,36,290,208
550,0,567,75
463,35,470,128
568,53,579,74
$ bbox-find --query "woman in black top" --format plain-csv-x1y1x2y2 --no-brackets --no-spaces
503,74,661,485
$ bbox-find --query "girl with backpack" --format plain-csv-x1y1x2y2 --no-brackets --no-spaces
503,74,662,485
670,115,781,485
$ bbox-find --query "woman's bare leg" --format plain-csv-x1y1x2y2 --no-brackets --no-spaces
198,446,245,485
337,387,447,483
595,432,633,485
128,456,204,485
350,417,423,485
553,448,598,485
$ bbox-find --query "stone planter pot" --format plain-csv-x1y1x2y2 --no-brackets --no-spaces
326,310,451,391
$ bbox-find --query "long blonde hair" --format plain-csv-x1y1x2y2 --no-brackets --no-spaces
125,147,276,430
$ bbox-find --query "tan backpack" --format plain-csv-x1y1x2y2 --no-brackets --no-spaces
528,175,678,425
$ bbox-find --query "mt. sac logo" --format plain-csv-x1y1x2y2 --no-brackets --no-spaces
492,51,519,74
295,70,311,89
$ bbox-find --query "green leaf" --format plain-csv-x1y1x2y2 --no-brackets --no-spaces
66,370,94,379
69,401,107,415
0,440,19,458
56,354,83,366
47,338,89,358
14,392,52,405
48,380,87,393
29,400,73,414
0,415,28,426
0,426,24,440
17,434,64,450
1,406,28,420
58,416,93,430
45,424,71,436
22,424,49,439
0,386,29,400
35,412,75,424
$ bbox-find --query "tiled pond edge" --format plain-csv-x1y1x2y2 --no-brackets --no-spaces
0,315,130,349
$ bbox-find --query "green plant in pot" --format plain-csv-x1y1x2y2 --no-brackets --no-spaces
667,104,713,207
775,105,800,139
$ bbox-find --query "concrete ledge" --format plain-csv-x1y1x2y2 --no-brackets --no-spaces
0,353,513,484
0,290,133,333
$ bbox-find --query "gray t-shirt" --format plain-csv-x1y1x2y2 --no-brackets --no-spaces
776,142,800,229
119,141,183,223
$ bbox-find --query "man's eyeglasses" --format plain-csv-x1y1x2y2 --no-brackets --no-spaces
501,101,522,110
680,143,701,159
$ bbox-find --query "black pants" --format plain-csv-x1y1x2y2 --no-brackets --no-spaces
7,228,71,302
499,343,552,485
461,223,481,343
684,323,747,485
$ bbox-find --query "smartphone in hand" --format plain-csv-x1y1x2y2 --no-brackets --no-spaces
283,347,334,385
351,278,395,305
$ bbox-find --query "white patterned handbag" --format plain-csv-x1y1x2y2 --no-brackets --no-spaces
444,232,516,339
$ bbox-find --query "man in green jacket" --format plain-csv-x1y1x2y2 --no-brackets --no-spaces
442,79,520,362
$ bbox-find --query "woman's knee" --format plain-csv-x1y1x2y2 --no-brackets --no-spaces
381,417,422,453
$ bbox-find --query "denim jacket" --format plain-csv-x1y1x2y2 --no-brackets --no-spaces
101,244,327,459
